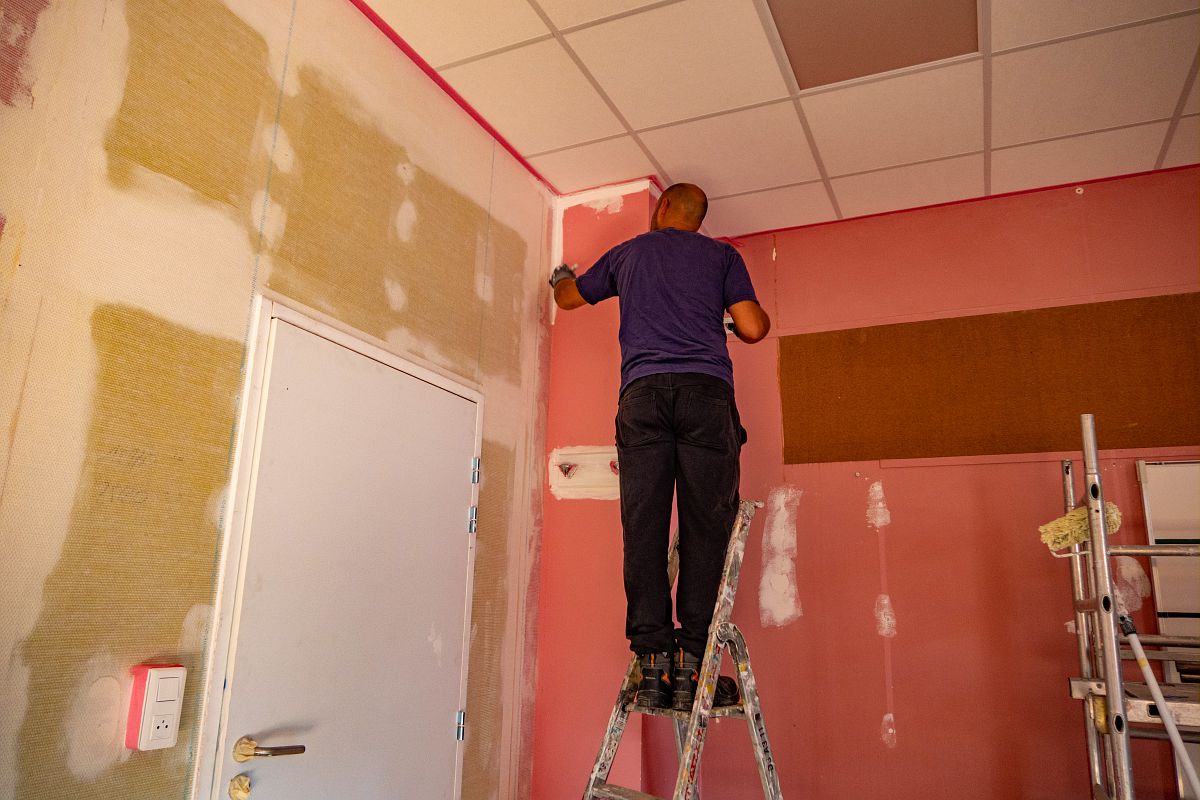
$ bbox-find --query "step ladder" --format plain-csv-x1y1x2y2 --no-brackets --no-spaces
584,499,783,800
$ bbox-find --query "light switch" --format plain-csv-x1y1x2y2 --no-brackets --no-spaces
155,677,180,702
126,664,186,751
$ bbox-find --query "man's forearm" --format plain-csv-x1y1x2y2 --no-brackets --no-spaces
554,278,587,310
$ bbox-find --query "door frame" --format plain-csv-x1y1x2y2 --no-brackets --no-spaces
191,294,484,800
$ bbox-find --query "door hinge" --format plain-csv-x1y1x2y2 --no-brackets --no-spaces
455,709,466,741
468,506,477,534
470,457,481,484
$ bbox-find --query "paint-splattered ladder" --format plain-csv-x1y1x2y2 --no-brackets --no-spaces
584,500,783,800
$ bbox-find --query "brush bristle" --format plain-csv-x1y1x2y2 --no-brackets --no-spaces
1039,502,1122,551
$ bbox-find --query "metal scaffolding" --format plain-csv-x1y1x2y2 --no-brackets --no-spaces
1061,414,1200,800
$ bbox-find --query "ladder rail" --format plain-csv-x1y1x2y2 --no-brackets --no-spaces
673,500,760,799
720,624,782,798
586,500,782,800
584,658,639,798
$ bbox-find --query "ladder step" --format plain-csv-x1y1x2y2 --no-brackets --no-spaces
627,702,746,720
590,782,663,800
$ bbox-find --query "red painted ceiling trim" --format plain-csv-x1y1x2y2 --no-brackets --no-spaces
347,0,560,194
720,164,1200,246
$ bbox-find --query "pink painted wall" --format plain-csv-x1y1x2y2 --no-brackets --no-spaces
534,168,1200,798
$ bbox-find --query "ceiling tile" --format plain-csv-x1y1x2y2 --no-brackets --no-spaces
992,17,1197,147
801,60,983,176
640,102,820,197
537,0,663,30
768,0,978,89
704,182,836,237
831,154,983,218
527,136,657,193
440,39,624,154
1186,75,1199,115
1162,115,1200,167
992,122,1168,194
991,0,1197,52
564,0,788,129
369,0,548,68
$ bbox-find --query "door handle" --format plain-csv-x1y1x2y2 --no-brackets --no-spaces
233,735,307,762
229,773,251,800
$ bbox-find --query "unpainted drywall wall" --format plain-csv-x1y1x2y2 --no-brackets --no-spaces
0,1,550,798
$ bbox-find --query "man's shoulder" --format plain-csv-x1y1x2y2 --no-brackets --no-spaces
627,229,730,251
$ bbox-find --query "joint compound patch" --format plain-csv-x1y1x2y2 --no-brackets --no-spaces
64,654,130,781
867,481,891,528
1113,556,1151,613
881,713,897,748
759,486,803,627
547,446,619,500
875,594,897,638
584,195,624,214
427,622,443,667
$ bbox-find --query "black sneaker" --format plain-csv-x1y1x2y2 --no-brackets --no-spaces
636,652,673,709
672,649,701,712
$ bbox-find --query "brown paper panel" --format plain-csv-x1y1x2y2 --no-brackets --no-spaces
780,293,1200,463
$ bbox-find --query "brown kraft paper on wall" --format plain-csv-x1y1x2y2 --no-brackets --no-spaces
779,293,1200,463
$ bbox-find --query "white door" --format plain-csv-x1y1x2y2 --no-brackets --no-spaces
214,316,479,799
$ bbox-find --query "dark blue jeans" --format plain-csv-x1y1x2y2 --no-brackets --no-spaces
615,372,745,656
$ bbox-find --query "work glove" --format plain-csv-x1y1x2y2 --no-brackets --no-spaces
548,264,576,288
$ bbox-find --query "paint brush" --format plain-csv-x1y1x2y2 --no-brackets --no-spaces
1038,502,1122,551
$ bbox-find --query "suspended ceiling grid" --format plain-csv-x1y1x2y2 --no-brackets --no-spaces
368,0,1200,237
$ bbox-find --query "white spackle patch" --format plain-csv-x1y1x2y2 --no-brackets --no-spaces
867,481,891,529
585,194,624,214
206,483,229,530
474,230,493,303
396,160,416,185
759,486,803,627
250,190,286,249
383,278,408,312
875,594,897,638
881,713,897,748
1065,620,1077,635
395,199,418,241
547,446,620,500
1113,556,1151,613
427,622,443,667
266,125,294,173
65,654,130,780
178,604,213,653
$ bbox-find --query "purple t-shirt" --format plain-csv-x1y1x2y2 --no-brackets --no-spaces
575,228,758,391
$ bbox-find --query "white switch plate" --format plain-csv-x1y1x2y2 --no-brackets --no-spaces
126,665,186,751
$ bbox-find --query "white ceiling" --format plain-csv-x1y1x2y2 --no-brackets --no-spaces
369,0,1200,237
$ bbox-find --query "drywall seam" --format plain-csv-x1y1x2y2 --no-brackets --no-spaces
867,479,899,749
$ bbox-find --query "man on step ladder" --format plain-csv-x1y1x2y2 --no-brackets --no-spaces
551,182,771,711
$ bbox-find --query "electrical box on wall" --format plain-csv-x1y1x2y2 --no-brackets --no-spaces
126,664,186,751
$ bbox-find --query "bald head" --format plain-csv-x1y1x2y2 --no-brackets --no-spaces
651,183,708,232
